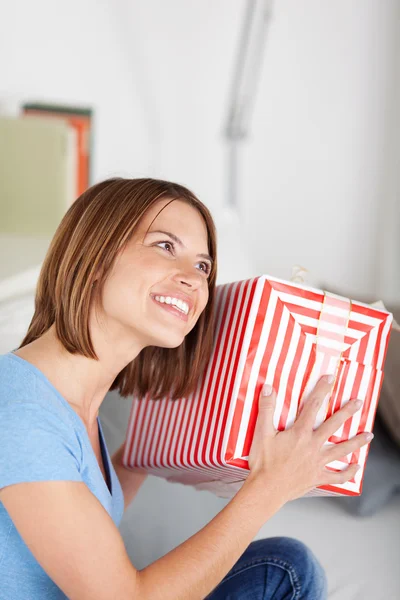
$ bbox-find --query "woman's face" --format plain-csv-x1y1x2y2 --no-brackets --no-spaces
99,198,212,350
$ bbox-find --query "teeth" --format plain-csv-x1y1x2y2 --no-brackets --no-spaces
153,295,189,315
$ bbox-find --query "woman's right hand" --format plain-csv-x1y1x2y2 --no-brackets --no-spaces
246,375,373,503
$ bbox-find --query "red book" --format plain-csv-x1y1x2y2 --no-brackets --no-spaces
22,103,92,199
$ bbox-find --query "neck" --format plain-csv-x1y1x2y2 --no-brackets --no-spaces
15,321,143,433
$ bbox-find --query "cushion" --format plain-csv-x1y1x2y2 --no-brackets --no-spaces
377,305,400,447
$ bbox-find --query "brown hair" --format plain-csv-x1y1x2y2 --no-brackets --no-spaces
19,178,218,400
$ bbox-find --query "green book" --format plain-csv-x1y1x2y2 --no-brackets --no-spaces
0,116,77,236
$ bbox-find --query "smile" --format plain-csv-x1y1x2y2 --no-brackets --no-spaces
150,295,190,322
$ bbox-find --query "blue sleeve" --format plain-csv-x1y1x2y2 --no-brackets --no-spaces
0,402,83,490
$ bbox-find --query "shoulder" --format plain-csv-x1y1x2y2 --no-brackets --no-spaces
0,352,76,428
0,353,85,490
0,352,36,397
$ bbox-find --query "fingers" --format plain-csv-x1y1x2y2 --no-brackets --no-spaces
319,432,374,486
253,384,277,439
316,398,363,443
295,375,334,430
322,463,360,486
325,431,373,462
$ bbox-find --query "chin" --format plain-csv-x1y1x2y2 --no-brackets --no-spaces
157,336,185,349
146,330,186,350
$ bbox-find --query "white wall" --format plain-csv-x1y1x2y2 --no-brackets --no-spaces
243,0,400,299
1,0,399,299
374,7,400,305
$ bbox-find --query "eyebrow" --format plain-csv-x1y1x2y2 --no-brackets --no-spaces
146,229,214,265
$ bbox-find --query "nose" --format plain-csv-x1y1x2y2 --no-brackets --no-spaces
173,260,203,289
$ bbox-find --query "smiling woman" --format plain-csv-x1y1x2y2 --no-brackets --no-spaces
0,177,340,600
0,178,219,599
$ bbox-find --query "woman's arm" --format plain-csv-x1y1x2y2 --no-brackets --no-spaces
0,474,280,600
111,443,148,511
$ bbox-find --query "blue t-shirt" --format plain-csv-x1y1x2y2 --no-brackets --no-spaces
0,352,125,599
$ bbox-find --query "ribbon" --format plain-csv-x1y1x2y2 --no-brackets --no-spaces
290,264,309,284
296,291,352,425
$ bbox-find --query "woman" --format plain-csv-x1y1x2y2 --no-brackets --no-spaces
0,178,370,599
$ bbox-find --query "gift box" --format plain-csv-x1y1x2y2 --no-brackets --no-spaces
122,275,393,498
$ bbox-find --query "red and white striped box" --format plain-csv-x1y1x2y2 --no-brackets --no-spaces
122,276,393,498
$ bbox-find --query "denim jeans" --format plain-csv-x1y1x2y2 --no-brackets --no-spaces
205,537,328,599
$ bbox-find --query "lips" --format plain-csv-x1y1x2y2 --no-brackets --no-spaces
150,291,194,314
150,295,189,322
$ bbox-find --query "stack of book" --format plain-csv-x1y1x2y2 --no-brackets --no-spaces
22,103,93,199
0,103,93,237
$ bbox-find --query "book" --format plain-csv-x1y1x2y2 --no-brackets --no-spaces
0,116,77,236
22,103,92,198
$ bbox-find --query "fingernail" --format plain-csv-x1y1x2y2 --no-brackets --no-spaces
262,384,273,396
353,399,363,409
365,433,374,442
323,375,334,384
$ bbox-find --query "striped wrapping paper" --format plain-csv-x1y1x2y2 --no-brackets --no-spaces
122,275,393,498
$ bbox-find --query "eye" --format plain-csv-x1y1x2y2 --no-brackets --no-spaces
156,241,175,254
156,241,211,277
197,261,211,277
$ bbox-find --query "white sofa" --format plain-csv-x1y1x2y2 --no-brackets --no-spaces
1,234,399,599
